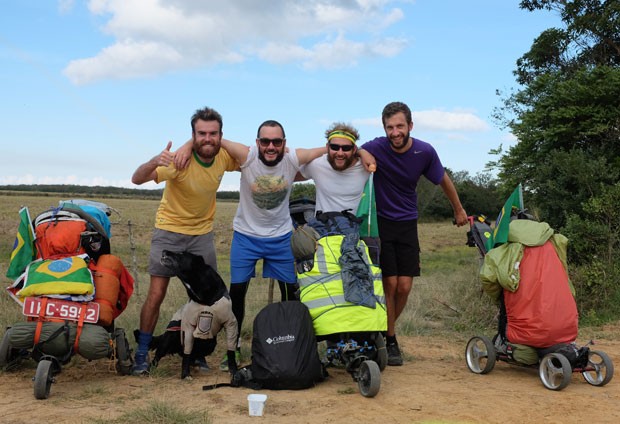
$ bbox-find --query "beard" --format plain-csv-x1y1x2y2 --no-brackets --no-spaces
193,140,220,161
388,131,411,152
327,153,355,171
258,149,285,167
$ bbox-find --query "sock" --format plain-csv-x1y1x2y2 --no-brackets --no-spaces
136,330,153,356
386,335,397,346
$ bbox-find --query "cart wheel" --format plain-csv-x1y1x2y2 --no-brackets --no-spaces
372,333,387,371
539,353,572,391
582,350,614,387
34,359,54,400
114,328,134,375
357,360,381,398
465,336,496,374
0,329,13,368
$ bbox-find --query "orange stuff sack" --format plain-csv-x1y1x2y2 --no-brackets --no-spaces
36,220,87,260
504,241,578,348
90,254,122,326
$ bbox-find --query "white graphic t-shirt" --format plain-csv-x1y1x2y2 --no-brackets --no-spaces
233,145,300,238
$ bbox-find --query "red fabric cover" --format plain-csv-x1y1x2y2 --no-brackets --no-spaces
505,241,578,348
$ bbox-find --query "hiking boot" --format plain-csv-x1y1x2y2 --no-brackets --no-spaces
131,352,150,376
193,357,210,372
219,350,241,371
387,342,403,366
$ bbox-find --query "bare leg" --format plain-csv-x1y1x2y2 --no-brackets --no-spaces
139,275,171,334
383,275,398,337
393,275,413,322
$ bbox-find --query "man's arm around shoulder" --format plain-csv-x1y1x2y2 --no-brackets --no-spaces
295,146,327,166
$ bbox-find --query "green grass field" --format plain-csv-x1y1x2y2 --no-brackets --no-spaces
0,193,495,363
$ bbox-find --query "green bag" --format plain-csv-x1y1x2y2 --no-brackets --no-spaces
356,175,378,238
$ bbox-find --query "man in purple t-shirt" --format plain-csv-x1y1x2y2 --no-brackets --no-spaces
359,101,468,366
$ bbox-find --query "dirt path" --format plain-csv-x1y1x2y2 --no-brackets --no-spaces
1,328,619,424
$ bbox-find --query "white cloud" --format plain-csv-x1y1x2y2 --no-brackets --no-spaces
63,0,409,84
353,109,489,133
58,0,75,14
413,110,489,132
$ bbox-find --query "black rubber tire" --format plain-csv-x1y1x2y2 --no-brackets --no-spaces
582,350,614,387
465,336,496,374
0,329,12,368
114,328,133,375
358,360,381,398
373,333,387,371
539,352,572,391
34,359,54,400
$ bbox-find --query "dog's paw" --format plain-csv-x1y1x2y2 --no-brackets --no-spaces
182,374,193,381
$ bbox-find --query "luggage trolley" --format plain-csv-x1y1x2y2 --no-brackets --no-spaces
1,200,134,399
464,213,614,391
290,199,387,397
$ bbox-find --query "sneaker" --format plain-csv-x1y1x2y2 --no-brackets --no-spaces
192,357,210,372
387,343,403,366
219,350,241,371
131,352,150,376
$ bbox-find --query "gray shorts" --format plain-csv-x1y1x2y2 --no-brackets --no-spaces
148,229,217,277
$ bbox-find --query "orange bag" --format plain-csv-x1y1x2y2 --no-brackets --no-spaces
504,241,578,347
35,220,87,259
90,254,122,326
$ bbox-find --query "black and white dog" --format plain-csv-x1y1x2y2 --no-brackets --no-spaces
136,250,238,379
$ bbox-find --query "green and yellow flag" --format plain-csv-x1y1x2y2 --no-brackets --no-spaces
485,184,524,251
356,174,379,238
6,207,36,280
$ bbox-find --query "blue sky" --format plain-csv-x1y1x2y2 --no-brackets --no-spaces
0,1,561,191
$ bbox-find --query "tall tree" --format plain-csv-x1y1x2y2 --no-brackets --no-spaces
495,1,620,229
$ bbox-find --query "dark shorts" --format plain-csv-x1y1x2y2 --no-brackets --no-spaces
378,216,420,277
148,229,217,276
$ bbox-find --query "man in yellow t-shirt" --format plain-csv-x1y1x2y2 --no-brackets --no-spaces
130,106,238,375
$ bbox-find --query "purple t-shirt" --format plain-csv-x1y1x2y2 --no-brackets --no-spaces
362,136,445,221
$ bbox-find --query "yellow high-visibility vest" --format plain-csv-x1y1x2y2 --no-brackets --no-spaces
298,235,387,336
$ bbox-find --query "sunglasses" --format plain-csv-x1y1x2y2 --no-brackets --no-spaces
258,138,284,147
328,143,354,152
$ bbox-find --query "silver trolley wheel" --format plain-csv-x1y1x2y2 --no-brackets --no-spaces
358,360,381,398
34,359,55,400
465,336,496,374
582,350,614,387
114,328,134,375
372,332,387,371
539,352,572,391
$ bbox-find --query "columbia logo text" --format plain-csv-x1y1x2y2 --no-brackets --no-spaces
266,334,296,345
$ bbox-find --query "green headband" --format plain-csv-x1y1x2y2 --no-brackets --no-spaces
327,130,357,144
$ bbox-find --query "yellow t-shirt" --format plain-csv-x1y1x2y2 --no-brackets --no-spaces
154,149,238,235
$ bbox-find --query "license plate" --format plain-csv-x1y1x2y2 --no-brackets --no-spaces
23,297,100,324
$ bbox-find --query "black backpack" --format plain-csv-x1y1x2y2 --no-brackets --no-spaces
203,301,325,391
249,301,324,389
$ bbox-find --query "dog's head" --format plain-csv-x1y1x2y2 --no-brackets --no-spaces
160,250,227,305
160,250,205,279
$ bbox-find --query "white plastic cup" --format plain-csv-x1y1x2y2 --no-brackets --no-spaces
247,393,267,417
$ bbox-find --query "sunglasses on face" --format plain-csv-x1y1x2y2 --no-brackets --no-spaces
258,138,284,147
328,143,354,152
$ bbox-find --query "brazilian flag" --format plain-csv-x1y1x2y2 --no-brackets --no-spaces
6,207,36,280
18,256,94,297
